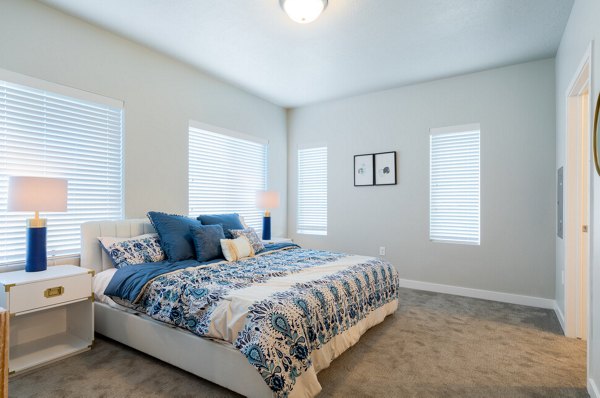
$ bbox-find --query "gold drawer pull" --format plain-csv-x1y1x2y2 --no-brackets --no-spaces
44,286,64,298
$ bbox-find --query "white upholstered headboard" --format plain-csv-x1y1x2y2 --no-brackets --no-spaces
80,219,155,274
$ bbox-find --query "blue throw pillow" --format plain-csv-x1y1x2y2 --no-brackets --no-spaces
147,211,202,262
196,213,244,238
189,224,225,262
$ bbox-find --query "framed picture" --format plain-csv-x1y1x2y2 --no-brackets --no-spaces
354,154,374,186
374,151,397,185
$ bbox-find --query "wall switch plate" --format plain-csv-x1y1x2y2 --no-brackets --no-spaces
379,247,386,256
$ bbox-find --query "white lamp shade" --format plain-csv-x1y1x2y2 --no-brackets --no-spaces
8,176,68,212
256,191,280,210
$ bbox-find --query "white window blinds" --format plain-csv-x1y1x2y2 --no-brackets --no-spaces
297,146,327,235
0,76,123,266
430,124,480,245
188,123,267,231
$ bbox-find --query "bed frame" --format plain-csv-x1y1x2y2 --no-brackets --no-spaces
81,219,397,397
81,219,272,398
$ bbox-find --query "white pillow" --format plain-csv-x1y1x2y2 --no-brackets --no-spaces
220,236,255,262
239,215,250,229
98,233,158,248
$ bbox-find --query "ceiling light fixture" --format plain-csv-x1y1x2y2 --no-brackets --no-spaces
280,0,328,24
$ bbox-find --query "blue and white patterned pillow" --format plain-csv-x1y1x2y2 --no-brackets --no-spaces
98,233,166,269
230,228,265,253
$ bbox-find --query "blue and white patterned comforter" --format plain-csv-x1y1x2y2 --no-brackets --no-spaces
105,246,399,397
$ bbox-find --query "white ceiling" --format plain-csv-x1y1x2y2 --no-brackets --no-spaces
39,0,573,108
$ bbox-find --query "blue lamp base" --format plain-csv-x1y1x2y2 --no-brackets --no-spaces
26,226,47,272
262,215,272,241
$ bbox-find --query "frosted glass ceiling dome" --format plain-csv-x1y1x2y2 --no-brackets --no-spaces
279,0,328,24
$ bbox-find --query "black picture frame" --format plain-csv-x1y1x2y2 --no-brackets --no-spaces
374,151,397,186
354,154,374,186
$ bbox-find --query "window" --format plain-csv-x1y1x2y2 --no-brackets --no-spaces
297,146,327,235
0,72,123,266
430,124,480,245
188,122,267,231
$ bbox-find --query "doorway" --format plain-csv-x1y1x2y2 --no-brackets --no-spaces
565,45,592,341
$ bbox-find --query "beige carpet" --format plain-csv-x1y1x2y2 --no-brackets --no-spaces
9,288,587,398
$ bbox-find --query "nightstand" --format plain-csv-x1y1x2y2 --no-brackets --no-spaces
263,237,293,244
0,265,94,375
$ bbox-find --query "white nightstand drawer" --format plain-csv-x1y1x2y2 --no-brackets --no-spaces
8,273,91,314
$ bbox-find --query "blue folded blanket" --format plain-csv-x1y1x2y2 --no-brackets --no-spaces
104,242,298,302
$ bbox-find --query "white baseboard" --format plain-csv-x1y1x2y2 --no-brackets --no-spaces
553,301,566,333
398,278,555,309
589,378,600,398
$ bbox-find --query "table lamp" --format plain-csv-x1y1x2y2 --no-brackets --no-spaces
7,176,68,272
256,191,280,241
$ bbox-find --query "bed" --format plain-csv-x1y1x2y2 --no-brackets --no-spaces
82,219,399,398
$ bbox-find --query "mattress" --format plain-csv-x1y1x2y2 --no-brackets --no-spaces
96,246,399,397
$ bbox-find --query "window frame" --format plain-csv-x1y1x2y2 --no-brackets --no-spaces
188,120,268,232
296,144,328,236
0,68,124,268
429,123,481,246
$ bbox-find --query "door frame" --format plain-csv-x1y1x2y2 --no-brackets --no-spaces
564,43,593,343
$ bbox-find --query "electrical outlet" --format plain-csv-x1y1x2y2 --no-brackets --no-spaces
562,270,565,285
379,247,386,256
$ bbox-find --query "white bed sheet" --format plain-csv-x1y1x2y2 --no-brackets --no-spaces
93,269,141,314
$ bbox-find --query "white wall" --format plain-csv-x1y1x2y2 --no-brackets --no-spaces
555,0,600,395
0,0,288,236
288,59,556,299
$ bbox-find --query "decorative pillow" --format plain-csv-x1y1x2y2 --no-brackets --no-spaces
220,236,255,262
230,228,265,253
190,224,225,262
98,234,165,269
147,211,202,262
197,213,244,239
239,215,249,229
